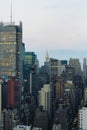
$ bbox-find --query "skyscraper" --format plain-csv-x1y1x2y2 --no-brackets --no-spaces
83,58,87,82
39,84,52,120
0,22,25,121
0,22,24,83
69,58,81,76
24,52,37,79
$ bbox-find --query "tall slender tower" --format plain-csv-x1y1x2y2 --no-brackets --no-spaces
39,84,52,120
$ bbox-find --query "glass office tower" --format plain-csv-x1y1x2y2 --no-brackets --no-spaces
0,22,24,81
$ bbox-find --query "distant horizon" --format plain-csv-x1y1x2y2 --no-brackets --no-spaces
31,49,87,67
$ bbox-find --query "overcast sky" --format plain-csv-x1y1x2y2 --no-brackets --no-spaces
0,0,87,65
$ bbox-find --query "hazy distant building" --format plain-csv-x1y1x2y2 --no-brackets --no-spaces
69,58,81,76
65,66,74,80
0,22,24,83
44,51,50,75
50,58,60,80
83,58,87,81
49,58,67,81
44,53,67,84
24,52,38,76
55,76,64,102
61,60,67,66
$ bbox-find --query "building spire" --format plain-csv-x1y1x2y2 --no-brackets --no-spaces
45,51,49,62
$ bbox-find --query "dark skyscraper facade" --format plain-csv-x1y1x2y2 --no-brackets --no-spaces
0,22,24,81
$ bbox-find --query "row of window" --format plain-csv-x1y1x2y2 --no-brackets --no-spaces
0,42,16,44
0,62,16,66
0,72,16,76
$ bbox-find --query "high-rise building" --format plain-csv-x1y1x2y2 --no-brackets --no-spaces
84,88,87,105
7,77,19,108
50,58,60,80
24,52,37,78
44,51,50,77
45,51,49,63
69,58,81,76
55,76,64,101
24,52,38,97
65,66,74,80
0,22,24,83
0,22,25,122
83,58,87,82
33,108,48,130
0,79,3,122
49,58,66,81
38,84,52,120
78,107,87,130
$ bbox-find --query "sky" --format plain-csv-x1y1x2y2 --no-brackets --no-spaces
0,0,87,66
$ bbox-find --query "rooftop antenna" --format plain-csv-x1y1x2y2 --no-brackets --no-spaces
10,0,12,24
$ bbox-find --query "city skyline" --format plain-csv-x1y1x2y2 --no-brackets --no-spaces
0,0,87,66
36,49,86,67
